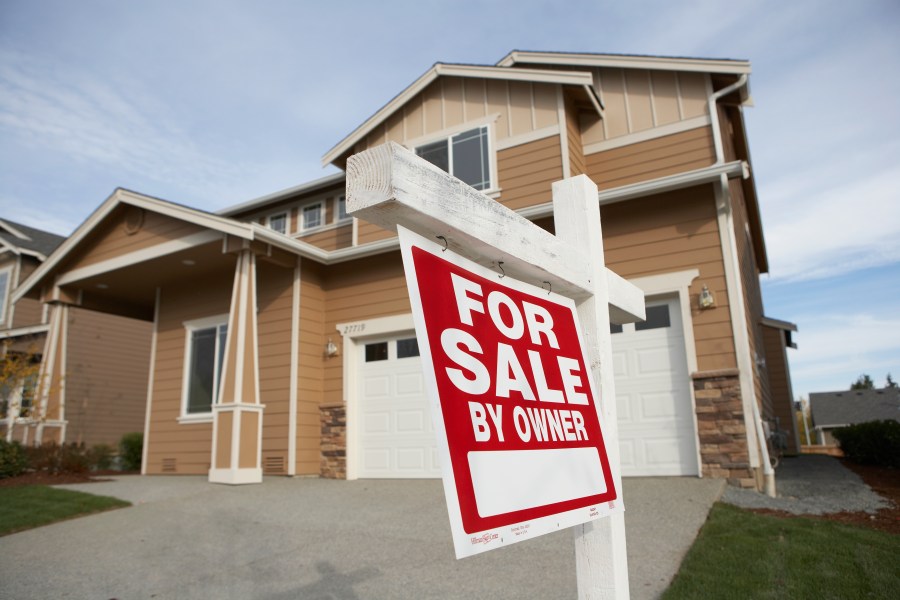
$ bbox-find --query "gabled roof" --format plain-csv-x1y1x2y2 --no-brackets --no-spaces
0,218,65,260
321,62,598,168
810,388,900,428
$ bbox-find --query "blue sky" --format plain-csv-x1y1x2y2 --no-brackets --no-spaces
1,0,898,399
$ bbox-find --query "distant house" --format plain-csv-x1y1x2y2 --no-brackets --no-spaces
809,388,900,446
0,218,152,448
15,50,798,492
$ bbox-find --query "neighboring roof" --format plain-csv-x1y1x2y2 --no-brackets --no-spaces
218,172,346,217
496,50,752,74
0,218,65,259
321,62,598,167
810,388,900,428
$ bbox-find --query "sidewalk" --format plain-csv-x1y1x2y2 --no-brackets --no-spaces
1,476,723,599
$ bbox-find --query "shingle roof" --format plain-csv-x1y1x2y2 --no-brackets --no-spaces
0,218,65,257
810,388,900,428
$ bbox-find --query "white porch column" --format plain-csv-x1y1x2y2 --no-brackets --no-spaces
209,249,264,485
34,302,69,445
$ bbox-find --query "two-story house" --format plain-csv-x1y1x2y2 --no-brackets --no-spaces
1,218,152,447
14,51,797,490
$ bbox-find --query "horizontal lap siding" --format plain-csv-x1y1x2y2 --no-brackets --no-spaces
256,261,295,474
64,208,206,271
497,136,563,211
763,326,798,454
356,221,396,246
566,97,585,177
600,185,736,372
298,261,325,474
11,258,43,328
586,127,715,190
64,308,152,447
298,225,352,251
145,267,234,474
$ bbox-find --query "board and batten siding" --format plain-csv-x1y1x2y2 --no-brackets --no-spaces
64,308,152,447
600,185,737,372
585,126,716,190
583,69,710,145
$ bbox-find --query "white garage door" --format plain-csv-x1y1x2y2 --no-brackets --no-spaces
357,335,441,478
612,297,698,476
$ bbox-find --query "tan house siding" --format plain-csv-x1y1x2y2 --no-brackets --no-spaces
600,185,737,372
297,260,326,474
565,96,585,177
762,326,798,455
10,257,45,328
583,68,710,145
496,135,564,211
255,260,296,474
585,126,716,190
356,221,396,246
63,208,206,272
298,224,352,252
145,266,234,474
64,308,152,447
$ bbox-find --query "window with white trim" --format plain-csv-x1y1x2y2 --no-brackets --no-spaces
267,212,288,234
415,126,492,191
0,266,11,325
182,316,228,416
336,196,349,222
301,203,323,231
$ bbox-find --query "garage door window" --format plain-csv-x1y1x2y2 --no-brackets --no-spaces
397,337,420,358
364,337,420,362
365,342,388,362
635,304,671,331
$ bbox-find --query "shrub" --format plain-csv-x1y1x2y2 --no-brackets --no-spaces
25,442,90,475
833,420,900,468
87,444,114,471
119,432,143,472
0,439,28,478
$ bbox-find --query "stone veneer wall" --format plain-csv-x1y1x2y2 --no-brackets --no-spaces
320,404,346,479
693,369,756,488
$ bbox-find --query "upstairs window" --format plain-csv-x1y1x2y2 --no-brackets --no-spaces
267,212,288,234
302,203,323,231
337,196,349,221
416,126,491,191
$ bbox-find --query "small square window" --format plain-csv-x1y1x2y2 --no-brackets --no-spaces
397,338,420,358
635,305,671,331
365,342,388,362
302,204,322,230
337,196,348,221
268,212,287,234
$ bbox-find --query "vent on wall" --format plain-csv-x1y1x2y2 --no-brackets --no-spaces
161,458,177,473
264,456,285,474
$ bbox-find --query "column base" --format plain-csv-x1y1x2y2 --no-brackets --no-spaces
209,467,263,485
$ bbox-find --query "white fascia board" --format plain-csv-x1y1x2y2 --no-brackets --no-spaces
0,323,51,339
12,189,256,304
497,51,752,75
598,161,746,205
218,172,346,216
321,64,594,167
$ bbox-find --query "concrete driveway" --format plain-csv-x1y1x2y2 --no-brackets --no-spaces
1,476,723,599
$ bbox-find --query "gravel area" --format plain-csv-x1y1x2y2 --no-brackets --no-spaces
722,455,892,515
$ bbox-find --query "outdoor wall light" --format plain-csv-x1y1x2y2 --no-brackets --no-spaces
325,338,339,357
699,285,716,309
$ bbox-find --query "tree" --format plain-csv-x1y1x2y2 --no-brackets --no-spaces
886,373,897,389
850,374,875,390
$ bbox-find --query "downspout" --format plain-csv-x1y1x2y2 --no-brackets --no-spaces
709,74,776,497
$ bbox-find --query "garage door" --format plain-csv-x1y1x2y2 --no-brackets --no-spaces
357,335,441,478
612,297,698,476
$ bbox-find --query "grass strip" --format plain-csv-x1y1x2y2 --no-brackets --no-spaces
0,485,130,536
663,503,900,599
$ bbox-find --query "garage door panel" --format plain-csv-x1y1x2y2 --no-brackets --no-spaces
616,392,635,422
396,409,425,432
363,412,391,434
396,372,424,394
363,375,390,397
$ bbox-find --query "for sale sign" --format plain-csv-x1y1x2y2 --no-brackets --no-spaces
399,226,622,558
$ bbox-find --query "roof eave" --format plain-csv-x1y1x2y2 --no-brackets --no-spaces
497,50,752,75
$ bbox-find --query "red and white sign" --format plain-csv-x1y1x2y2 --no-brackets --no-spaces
399,226,623,558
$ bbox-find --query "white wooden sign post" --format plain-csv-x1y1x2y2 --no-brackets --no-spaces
346,142,645,600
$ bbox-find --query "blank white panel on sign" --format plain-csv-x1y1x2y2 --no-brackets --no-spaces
467,448,607,518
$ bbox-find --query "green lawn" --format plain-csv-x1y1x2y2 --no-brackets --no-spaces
663,503,900,599
0,485,130,536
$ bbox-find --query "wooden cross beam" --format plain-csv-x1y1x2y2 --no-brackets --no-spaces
346,142,645,325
